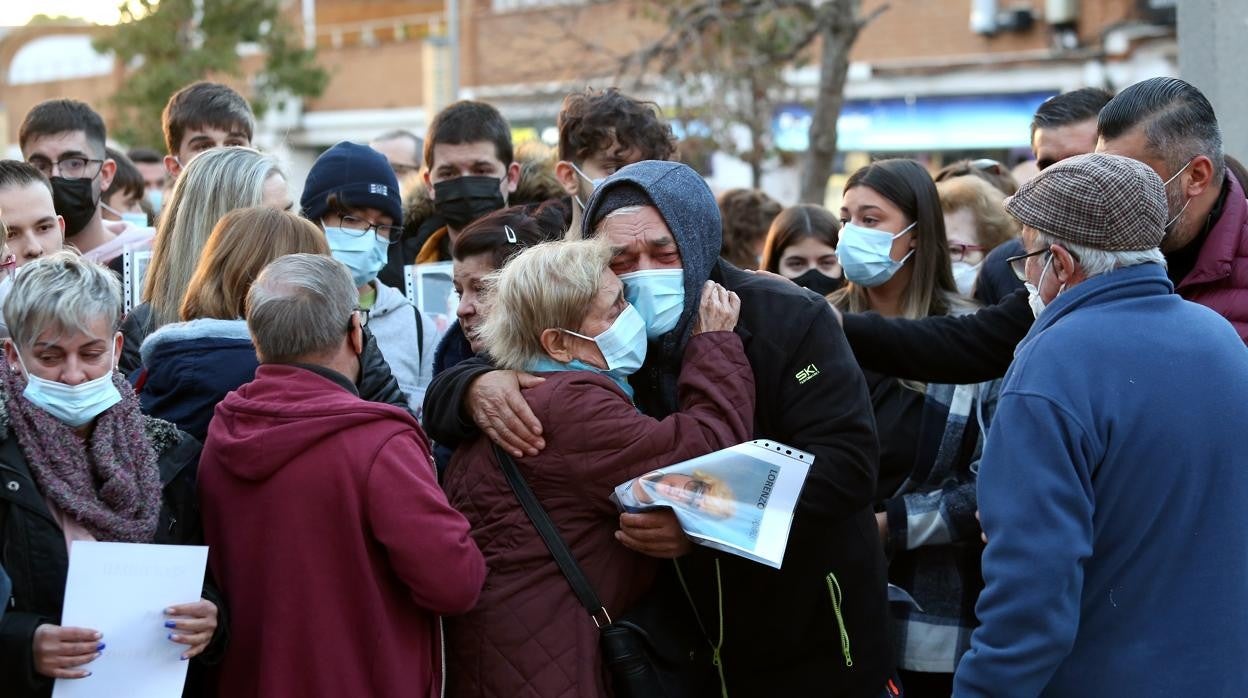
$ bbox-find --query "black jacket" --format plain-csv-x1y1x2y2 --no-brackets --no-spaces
0,415,227,698
842,288,1033,384
120,303,411,413
425,262,891,697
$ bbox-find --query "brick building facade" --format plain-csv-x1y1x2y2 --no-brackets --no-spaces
0,0,1178,199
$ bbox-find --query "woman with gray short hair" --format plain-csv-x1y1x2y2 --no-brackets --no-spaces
0,252,223,698
443,239,755,697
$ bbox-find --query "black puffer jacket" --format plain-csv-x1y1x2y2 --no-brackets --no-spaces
0,412,227,698
120,303,410,413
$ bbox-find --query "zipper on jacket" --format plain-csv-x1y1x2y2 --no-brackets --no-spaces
825,572,853,667
439,615,447,698
675,558,729,698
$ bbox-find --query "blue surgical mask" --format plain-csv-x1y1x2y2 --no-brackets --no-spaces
323,224,389,287
101,202,147,228
836,222,916,287
15,347,122,428
560,303,648,376
145,188,164,213
121,212,148,228
618,269,685,340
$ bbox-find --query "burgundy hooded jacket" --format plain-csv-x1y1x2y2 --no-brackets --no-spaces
200,363,484,698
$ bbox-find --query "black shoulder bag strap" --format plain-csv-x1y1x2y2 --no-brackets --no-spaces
491,443,613,626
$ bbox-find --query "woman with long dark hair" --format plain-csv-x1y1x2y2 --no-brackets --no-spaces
833,159,997,698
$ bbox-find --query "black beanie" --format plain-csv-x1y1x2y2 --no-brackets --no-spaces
301,141,403,225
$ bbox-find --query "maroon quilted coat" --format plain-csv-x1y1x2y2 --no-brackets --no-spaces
443,331,755,698
1177,170,1248,343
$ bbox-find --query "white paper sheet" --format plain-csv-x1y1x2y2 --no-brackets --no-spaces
53,541,208,698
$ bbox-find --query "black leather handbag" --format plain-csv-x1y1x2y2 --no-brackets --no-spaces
492,444,711,698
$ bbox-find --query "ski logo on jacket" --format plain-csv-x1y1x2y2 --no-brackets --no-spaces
795,363,820,384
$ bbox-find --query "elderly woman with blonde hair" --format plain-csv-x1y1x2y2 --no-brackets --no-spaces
443,238,756,698
0,251,223,698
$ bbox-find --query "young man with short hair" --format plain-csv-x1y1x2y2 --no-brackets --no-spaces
0,160,62,267
554,87,678,236
1030,87,1113,171
161,81,255,178
18,99,120,258
416,101,520,263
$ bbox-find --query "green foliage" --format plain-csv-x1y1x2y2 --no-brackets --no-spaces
93,0,328,150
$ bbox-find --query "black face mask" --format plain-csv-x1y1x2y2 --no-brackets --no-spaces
50,176,99,237
433,176,506,230
792,268,845,297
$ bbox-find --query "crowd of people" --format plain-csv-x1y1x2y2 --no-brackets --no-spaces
0,71,1245,698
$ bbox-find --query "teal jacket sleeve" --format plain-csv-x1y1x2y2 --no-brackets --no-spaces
954,389,1098,698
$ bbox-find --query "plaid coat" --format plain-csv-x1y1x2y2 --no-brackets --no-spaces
882,379,1000,673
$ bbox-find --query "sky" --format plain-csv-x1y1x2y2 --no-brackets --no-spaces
0,1,127,27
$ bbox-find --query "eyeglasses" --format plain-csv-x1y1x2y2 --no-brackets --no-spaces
335,213,403,245
350,307,370,329
948,243,989,263
1005,248,1049,282
28,156,104,180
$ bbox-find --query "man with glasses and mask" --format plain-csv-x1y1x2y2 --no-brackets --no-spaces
303,141,438,415
955,152,1248,698
18,100,123,258
414,101,521,263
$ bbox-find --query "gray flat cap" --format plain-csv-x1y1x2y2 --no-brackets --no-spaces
1004,152,1167,251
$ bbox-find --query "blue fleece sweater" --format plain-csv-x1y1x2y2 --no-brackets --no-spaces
955,263,1248,698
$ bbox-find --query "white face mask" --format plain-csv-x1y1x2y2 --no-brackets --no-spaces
951,260,981,295
569,162,606,212
1024,257,1060,319
14,345,122,427
1162,159,1193,234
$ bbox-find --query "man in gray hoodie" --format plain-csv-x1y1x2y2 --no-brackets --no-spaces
426,161,893,697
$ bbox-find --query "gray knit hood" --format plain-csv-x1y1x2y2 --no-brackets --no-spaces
581,160,723,414
581,160,722,348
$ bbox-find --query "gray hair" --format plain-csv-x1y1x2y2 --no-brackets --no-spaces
477,239,613,371
1097,77,1225,188
1037,231,1166,279
144,147,284,328
4,250,122,350
246,254,357,363
603,205,645,221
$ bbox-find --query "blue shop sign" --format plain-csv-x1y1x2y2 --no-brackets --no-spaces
774,91,1058,152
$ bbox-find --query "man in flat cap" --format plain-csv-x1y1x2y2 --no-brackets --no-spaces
954,153,1248,698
